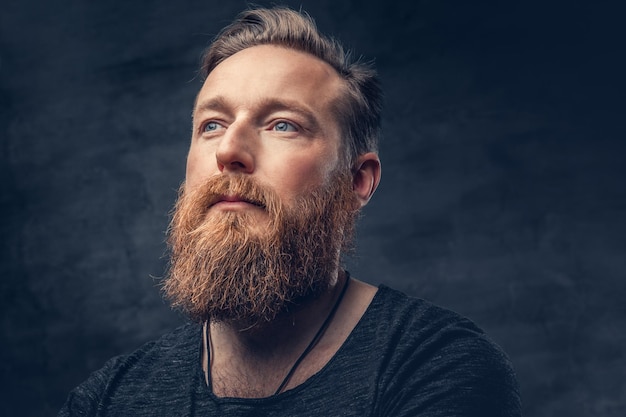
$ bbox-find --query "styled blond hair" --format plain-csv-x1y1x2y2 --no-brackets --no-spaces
200,6,382,167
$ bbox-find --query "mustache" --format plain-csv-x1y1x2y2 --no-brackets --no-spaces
184,174,283,218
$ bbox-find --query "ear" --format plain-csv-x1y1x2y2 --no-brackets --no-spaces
352,152,381,207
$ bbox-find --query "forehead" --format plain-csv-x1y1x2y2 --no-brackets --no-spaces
195,45,346,118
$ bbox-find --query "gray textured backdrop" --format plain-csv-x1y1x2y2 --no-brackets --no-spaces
1,0,625,416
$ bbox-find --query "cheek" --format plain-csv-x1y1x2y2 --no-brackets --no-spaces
270,154,338,199
185,145,215,189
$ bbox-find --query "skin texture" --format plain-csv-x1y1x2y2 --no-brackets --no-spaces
188,44,382,398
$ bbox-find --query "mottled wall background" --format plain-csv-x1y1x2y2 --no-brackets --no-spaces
1,0,624,415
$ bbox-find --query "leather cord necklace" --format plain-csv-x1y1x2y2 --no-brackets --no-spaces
204,271,351,396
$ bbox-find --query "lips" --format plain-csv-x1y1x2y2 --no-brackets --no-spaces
212,195,265,209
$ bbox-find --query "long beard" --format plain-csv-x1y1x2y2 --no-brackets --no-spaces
163,172,358,326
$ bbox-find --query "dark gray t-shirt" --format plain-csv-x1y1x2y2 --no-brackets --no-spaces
59,285,521,416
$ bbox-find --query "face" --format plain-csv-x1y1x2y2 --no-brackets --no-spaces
187,44,346,222
165,45,380,324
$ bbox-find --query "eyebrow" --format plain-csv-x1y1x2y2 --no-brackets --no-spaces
193,96,229,118
194,96,321,132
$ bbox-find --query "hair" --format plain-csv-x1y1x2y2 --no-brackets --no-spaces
200,6,382,168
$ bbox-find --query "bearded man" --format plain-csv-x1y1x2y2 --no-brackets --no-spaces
59,6,521,416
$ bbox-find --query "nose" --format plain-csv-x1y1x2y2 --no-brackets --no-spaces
215,122,255,174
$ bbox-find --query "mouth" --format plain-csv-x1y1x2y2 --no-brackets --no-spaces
211,195,265,209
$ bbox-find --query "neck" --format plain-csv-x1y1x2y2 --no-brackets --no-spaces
204,269,349,397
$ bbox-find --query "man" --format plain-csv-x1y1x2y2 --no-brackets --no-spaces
60,6,521,416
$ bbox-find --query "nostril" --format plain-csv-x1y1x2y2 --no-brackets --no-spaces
215,152,253,173
230,161,246,169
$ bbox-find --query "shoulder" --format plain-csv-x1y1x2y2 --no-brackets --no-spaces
369,285,490,345
368,286,522,416
58,322,201,416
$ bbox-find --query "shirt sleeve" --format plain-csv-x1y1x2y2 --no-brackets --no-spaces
57,355,124,417
376,316,522,417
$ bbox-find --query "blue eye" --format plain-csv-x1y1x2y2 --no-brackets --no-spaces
274,121,297,132
203,121,221,132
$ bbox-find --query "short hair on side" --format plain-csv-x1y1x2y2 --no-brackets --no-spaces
200,6,382,168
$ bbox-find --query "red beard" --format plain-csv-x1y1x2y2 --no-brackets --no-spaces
163,172,358,326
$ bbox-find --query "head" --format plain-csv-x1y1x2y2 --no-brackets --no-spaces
164,6,382,326
200,6,382,169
